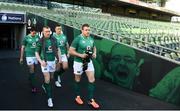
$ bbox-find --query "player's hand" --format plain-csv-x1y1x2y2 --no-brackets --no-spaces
92,53,96,59
19,58,23,64
80,54,88,59
40,60,47,67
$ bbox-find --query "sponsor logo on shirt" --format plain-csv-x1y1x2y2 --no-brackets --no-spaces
48,46,52,51
47,46,53,53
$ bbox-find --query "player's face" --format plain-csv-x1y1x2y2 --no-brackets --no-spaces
82,26,90,37
30,31,36,37
43,28,51,38
55,26,62,35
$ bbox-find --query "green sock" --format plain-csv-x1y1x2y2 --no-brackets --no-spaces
29,73,36,88
88,82,95,100
58,68,65,76
74,81,80,96
54,71,59,81
44,83,52,98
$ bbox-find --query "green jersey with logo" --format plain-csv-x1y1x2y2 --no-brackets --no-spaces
36,37,59,61
53,33,68,55
71,34,95,63
22,34,40,57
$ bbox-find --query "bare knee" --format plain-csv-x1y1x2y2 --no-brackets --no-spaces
29,65,34,73
62,62,68,70
44,73,50,83
86,71,95,83
74,75,81,82
89,77,95,83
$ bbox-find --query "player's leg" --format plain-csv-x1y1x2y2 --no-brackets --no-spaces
26,57,37,92
85,60,99,109
54,62,61,87
41,62,53,108
73,61,83,105
55,55,68,87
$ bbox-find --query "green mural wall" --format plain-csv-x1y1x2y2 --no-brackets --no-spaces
92,36,180,106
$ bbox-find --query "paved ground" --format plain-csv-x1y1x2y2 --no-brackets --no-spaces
0,51,179,110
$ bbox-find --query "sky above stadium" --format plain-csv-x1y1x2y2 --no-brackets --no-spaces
165,0,180,13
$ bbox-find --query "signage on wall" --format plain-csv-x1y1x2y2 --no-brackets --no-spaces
0,13,25,24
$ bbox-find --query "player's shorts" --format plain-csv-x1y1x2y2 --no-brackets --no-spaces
26,57,38,65
41,61,56,73
55,54,68,62
73,60,94,75
61,54,68,62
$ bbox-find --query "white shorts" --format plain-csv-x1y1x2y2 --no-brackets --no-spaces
61,54,68,62
41,61,56,73
55,54,68,62
26,57,38,65
73,60,94,75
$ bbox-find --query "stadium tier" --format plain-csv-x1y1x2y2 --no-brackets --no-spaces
0,1,179,62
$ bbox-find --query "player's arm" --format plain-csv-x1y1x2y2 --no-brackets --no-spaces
69,47,85,58
92,46,97,59
19,37,26,64
35,51,46,67
19,45,25,64
57,48,62,63
35,42,46,67
66,42,70,51
35,51,41,63
56,39,62,63
69,37,87,59
66,42,70,57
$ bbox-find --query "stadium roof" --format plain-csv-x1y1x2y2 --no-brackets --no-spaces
50,0,180,16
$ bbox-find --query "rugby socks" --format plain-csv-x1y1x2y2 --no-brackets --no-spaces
29,73,36,88
74,81,81,96
59,68,65,76
54,68,65,81
54,71,59,81
43,82,52,98
88,82,95,100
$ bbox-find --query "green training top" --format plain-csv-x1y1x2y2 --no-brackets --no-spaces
71,34,94,63
36,37,59,61
53,33,68,55
22,34,40,57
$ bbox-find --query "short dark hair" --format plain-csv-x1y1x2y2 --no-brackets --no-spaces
55,24,61,28
81,24,90,30
30,27,36,32
43,26,50,31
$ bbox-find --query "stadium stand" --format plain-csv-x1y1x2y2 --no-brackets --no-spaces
0,1,179,63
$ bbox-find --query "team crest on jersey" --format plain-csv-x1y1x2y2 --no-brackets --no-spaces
60,41,64,46
32,42,36,47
